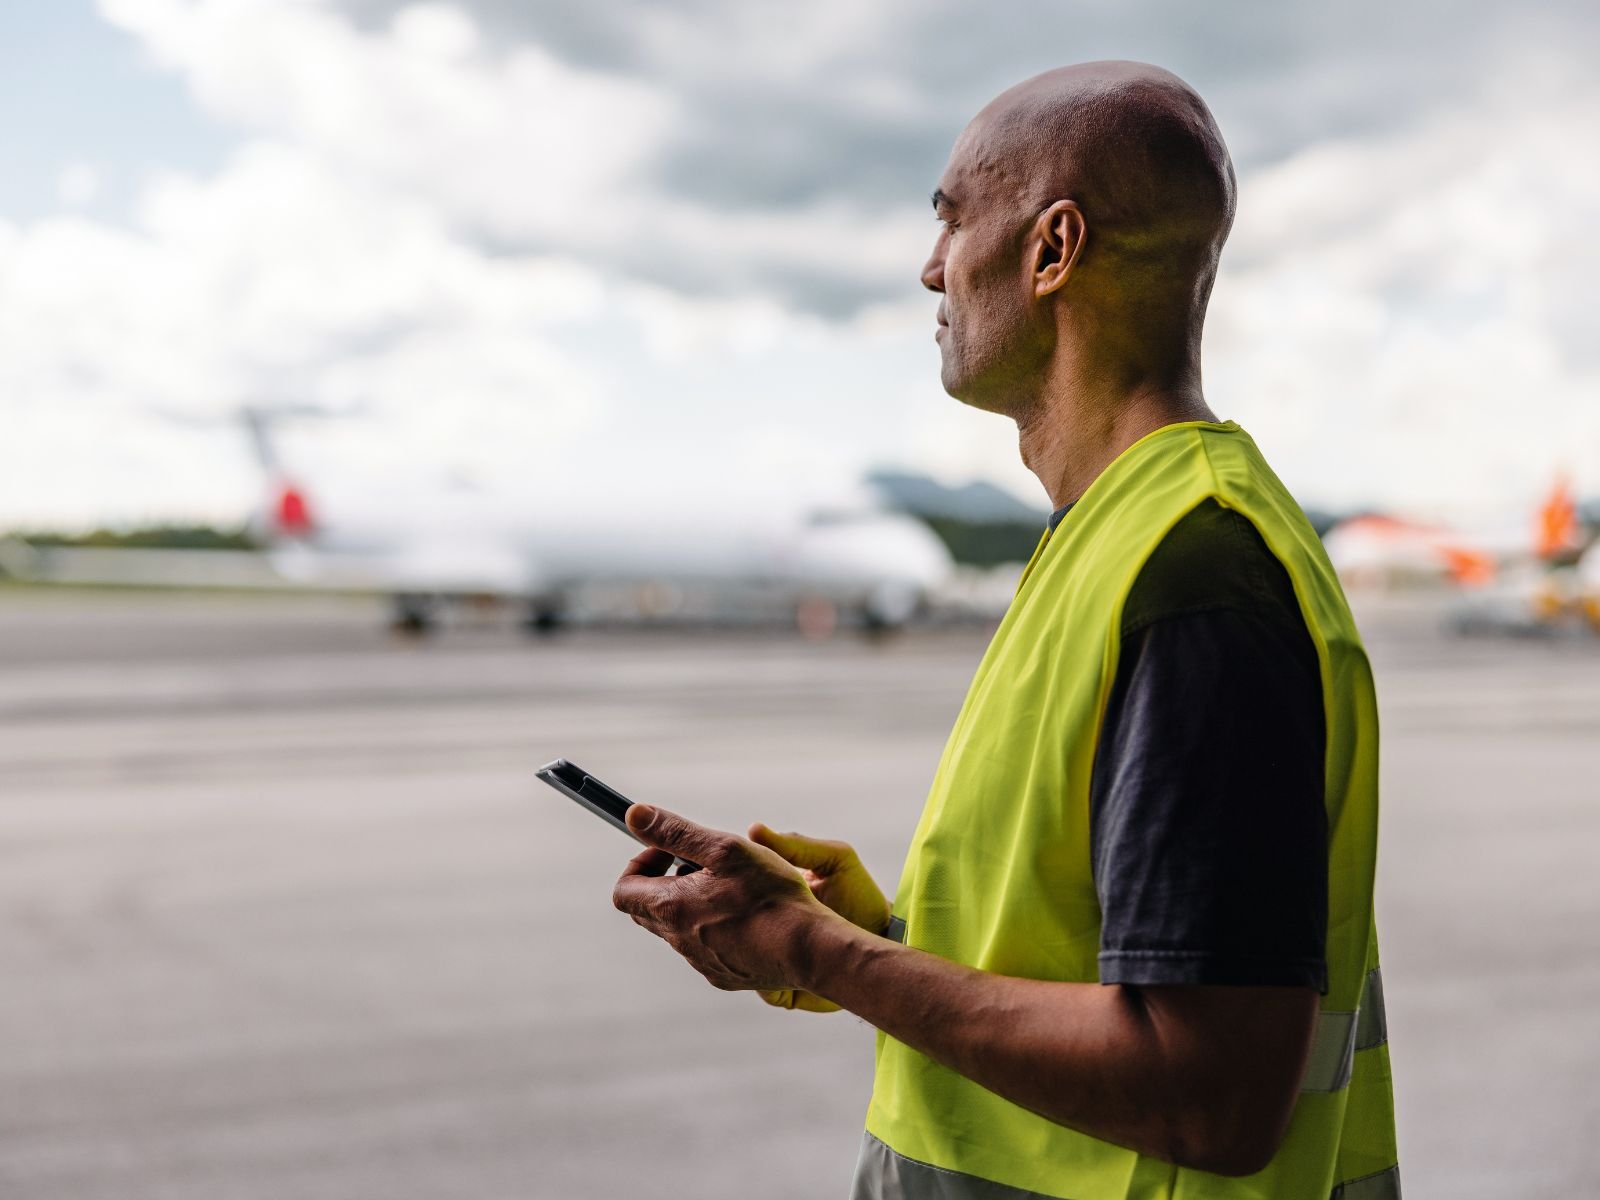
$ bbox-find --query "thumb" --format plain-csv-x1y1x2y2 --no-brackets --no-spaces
748,824,851,873
627,804,734,869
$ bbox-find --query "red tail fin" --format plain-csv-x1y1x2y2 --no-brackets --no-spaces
272,481,316,538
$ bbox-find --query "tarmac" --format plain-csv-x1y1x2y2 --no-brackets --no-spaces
1,588,1597,1199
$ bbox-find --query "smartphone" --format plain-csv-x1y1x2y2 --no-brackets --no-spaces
536,758,701,872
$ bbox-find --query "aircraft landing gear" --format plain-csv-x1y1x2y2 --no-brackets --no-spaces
390,593,436,636
522,599,568,636
859,583,923,639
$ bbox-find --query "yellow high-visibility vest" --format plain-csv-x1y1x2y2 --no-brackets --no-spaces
860,422,1399,1200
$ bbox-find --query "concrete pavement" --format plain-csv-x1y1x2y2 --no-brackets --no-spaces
0,589,1596,1198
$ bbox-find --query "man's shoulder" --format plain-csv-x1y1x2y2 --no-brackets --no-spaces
1120,497,1303,636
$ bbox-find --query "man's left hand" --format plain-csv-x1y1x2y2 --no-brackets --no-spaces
611,804,834,993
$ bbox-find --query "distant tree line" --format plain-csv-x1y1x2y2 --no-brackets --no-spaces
919,517,1045,567
922,508,1354,567
12,525,260,551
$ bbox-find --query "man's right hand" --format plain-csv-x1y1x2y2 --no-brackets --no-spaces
746,824,890,1013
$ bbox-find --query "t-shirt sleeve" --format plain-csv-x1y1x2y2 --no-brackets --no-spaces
1091,594,1329,991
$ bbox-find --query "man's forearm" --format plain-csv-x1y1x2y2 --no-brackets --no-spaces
796,912,1313,1177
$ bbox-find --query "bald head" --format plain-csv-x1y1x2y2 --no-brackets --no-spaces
924,62,1236,415
970,61,1235,278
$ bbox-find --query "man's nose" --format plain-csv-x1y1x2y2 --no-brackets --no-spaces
921,232,946,293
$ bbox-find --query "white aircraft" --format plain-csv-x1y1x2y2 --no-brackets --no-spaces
6,409,956,636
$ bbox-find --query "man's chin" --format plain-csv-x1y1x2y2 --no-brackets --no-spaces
941,365,1008,415
939,357,972,403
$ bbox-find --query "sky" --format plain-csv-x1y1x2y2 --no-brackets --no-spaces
0,0,1597,529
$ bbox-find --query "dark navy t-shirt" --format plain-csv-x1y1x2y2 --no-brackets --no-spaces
1051,497,1329,992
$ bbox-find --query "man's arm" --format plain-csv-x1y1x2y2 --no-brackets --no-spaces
800,914,1317,1177
612,806,1317,1179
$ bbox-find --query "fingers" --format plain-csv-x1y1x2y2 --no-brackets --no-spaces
611,869,668,920
627,805,739,870
613,845,682,919
620,845,676,878
748,823,853,873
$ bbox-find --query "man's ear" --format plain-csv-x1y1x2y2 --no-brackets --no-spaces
1032,200,1087,298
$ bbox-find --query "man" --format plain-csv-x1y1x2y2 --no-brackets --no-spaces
612,62,1399,1200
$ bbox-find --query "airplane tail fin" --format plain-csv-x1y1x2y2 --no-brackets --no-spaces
1535,472,1579,562
241,407,318,542
270,481,317,539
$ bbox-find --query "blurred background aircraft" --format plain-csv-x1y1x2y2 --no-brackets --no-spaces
0,407,958,635
1323,475,1600,636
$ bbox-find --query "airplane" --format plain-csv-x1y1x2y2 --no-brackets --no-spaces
3,408,957,637
1323,474,1586,586
1322,474,1598,635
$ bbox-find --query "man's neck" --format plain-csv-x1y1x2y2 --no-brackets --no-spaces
1017,371,1216,510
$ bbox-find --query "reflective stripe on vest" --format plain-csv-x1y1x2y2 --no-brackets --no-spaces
1302,968,1390,1093
1330,1165,1402,1200
853,1133,1403,1200
852,1133,1056,1200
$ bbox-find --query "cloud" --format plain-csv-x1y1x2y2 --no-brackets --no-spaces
322,0,1600,320
0,115,632,525
98,0,933,315
1210,80,1600,514
101,0,672,235
2,0,1598,529
0,122,938,525
341,0,1600,183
